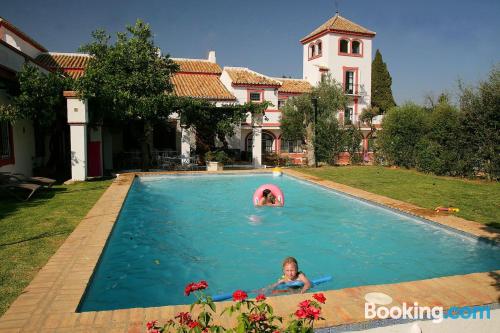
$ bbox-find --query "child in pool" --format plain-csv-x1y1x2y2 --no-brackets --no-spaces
258,189,277,206
272,257,311,294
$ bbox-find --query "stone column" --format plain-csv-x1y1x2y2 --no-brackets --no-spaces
252,114,263,168
64,91,88,181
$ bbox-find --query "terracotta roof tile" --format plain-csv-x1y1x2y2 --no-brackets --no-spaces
172,59,222,74
225,67,282,86
35,53,90,78
64,69,85,79
301,14,375,43
172,73,235,101
275,78,312,94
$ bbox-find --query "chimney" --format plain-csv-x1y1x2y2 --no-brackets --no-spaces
208,50,216,63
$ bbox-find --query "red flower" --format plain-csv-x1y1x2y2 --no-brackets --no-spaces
295,308,307,319
146,320,158,330
305,305,321,320
295,299,322,320
298,300,311,308
313,293,326,304
188,321,201,328
255,294,266,302
175,312,193,325
232,290,248,302
185,282,195,296
184,280,209,296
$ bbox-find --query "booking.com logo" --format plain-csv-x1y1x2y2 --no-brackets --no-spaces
363,293,491,324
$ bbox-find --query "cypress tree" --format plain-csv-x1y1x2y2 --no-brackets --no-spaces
371,49,396,113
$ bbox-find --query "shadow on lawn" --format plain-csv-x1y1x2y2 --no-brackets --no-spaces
0,230,68,247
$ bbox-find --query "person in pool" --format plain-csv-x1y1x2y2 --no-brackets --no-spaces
259,189,280,206
272,257,311,294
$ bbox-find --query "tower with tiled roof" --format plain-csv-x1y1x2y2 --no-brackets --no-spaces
301,13,375,124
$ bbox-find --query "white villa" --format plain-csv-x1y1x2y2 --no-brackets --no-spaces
0,13,381,180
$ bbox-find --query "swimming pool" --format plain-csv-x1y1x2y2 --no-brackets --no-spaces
79,173,500,311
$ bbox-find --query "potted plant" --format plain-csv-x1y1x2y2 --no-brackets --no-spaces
205,150,231,171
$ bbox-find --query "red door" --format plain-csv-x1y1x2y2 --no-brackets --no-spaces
88,141,102,177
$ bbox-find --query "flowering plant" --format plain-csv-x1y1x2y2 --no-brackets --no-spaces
146,281,326,333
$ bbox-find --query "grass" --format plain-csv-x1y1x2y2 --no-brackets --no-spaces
0,179,112,316
296,166,500,228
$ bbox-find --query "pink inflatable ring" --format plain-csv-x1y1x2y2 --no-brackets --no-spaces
253,184,285,206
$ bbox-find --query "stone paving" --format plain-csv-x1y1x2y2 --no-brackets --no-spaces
0,169,498,332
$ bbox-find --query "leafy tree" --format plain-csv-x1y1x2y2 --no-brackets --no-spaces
281,75,347,166
457,66,500,179
371,49,396,113
315,114,343,164
75,20,180,168
377,102,428,167
415,99,460,175
0,64,72,176
180,101,268,159
76,20,266,168
343,124,363,164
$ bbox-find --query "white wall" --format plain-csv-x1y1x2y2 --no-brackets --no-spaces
0,120,35,176
303,33,373,122
0,42,49,74
0,26,43,59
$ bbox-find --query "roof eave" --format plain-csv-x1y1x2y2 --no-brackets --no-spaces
300,29,376,44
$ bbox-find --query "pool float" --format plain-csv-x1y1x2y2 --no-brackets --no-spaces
253,184,285,206
272,167,283,177
211,276,332,302
435,207,460,213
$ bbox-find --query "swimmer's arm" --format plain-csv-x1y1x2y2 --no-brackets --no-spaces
269,278,286,289
298,273,312,293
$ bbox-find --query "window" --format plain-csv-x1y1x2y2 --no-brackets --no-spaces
278,99,286,110
317,42,322,55
352,41,360,54
310,44,316,58
249,92,261,102
281,139,302,153
344,107,353,124
345,71,354,94
340,39,349,53
262,133,274,153
1,122,11,160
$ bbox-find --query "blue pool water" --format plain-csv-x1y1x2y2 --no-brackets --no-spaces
79,174,500,311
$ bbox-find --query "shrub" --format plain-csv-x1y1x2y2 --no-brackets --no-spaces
377,103,428,168
205,150,232,164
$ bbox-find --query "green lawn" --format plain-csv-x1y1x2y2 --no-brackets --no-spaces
0,180,112,316
296,166,500,228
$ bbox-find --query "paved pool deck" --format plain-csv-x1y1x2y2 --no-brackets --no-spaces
0,169,498,332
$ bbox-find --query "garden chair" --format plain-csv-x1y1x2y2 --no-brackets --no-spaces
0,174,41,201
0,172,56,187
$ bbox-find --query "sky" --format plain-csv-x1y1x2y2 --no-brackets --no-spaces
3,0,499,104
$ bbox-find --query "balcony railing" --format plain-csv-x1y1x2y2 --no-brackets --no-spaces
344,84,367,97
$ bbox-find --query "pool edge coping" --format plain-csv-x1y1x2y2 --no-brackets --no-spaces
0,169,498,332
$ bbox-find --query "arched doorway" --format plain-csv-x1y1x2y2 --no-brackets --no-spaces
245,131,276,154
